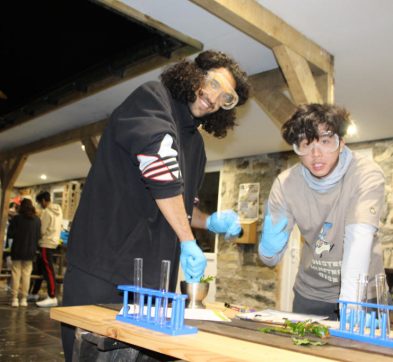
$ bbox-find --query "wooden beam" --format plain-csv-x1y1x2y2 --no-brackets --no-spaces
315,72,335,104
0,155,28,271
81,136,99,165
0,47,199,134
273,45,322,104
253,88,296,128
190,0,333,73
250,68,295,127
93,0,203,51
249,68,287,93
0,119,108,162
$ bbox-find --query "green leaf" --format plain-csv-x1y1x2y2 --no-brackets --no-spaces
199,275,215,283
292,337,326,346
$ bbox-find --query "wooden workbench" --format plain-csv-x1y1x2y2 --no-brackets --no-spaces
50,305,393,362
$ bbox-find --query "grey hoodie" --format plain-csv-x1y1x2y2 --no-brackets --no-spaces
39,203,63,249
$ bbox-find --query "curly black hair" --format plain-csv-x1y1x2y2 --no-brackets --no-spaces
160,50,250,138
282,103,351,146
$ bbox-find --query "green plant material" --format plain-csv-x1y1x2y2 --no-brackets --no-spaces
199,275,215,283
292,337,326,346
282,319,329,338
259,319,330,346
259,326,294,335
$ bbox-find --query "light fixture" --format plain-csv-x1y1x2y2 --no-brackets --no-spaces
81,144,86,151
346,122,358,137
40,174,47,180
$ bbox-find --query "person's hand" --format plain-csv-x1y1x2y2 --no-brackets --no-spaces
206,210,241,239
180,240,207,283
258,210,289,258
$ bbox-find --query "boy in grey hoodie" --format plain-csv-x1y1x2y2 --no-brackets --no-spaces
30,191,63,307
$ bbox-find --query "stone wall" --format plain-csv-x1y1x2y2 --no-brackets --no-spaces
216,138,393,310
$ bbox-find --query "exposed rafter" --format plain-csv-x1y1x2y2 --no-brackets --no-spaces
0,119,107,162
191,0,335,126
81,136,99,165
0,155,28,270
273,45,322,104
190,0,333,73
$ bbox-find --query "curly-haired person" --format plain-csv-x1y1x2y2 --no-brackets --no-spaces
259,103,387,321
62,50,250,360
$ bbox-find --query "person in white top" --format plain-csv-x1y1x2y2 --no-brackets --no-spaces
30,191,63,307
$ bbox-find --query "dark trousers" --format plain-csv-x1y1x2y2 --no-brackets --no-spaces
292,290,339,320
61,266,176,362
32,247,57,298
61,265,123,362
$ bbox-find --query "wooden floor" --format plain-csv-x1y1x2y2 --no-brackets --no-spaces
0,280,64,362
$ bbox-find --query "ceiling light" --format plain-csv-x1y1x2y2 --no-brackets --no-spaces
81,144,86,151
40,174,47,180
346,122,358,137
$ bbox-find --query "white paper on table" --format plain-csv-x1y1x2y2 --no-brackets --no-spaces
118,304,230,322
237,309,328,324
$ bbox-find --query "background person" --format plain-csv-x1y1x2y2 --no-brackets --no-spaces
61,50,250,361
259,103,386,320
8,198,41,307
29,191,63,307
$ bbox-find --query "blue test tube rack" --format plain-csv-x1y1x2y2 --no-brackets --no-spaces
330,299,393,348
116,285,198,336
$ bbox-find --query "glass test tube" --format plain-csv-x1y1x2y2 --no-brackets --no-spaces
159,260,171,325
356,273,368,327
134,258,143,318
375,273,390,335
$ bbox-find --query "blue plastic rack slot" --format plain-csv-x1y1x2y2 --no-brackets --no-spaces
330,299,393,348
116,285,198,336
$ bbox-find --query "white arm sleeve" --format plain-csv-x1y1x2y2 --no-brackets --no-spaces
340,223,375,302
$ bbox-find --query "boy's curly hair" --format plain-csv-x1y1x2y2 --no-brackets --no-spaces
160,50,250,138
282,103,351,145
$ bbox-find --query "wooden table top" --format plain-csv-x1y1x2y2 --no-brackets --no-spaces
50,305,393,362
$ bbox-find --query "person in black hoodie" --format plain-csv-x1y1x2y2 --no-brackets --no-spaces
62,50,250,361
8,198,41,307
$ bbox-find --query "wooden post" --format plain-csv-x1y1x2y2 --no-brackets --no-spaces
0,155,27,271
273,45,322,104
81,136,99,165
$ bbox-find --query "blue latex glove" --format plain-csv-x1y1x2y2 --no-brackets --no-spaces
180,240,207,283
258,210,289,258
206,210,241,239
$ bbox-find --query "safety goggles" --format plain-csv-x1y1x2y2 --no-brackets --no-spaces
293,131,340,156
204,71,239,110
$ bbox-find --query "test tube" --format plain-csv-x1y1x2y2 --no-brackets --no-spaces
375,273,390,336
356,273,368,303
133,258,143,318
356,273,368,325
159,260,171,325
354,273,368,326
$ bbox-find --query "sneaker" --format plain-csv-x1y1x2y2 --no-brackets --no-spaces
36,297,58,308
20,298,28,307
11,298,19,307
27,294,39,302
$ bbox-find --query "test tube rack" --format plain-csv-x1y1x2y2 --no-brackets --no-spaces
330,299,393,348
116,285,198,336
